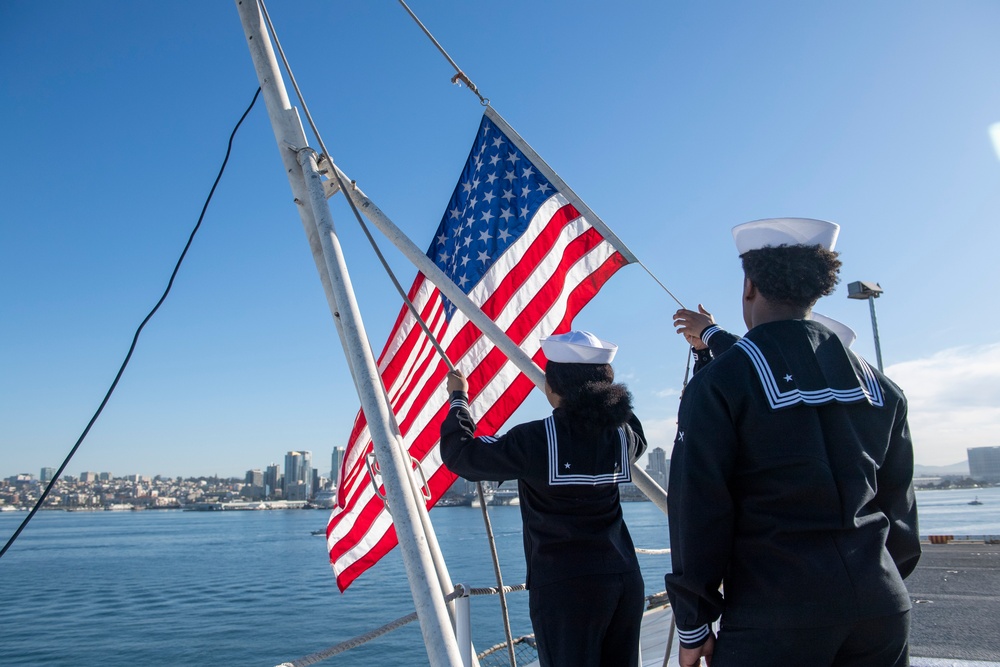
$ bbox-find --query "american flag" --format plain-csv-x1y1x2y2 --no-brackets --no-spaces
326,107,635,591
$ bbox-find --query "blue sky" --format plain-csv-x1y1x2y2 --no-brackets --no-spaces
2,1,999,479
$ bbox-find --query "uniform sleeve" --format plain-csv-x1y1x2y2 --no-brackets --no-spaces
664,371,737,645
876,397,921,579
628,413,648,461
691,326,742,375
439,391,532,482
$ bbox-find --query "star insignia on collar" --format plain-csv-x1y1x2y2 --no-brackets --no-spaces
564,462,571,469
783,374,793,383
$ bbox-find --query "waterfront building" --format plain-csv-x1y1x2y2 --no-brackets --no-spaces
645,447,670,490
331,446,345,485
40,467,55,483
80,471,99,483
263,464,280,499
968,446,1000,483
283,451,313,498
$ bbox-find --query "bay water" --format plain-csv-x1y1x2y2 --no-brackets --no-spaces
0,487,996,667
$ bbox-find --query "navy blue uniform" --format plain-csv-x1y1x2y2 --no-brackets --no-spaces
441,392,646,667
665,320,920,665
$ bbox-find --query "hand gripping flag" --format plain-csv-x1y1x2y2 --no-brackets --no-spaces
326,107,636,591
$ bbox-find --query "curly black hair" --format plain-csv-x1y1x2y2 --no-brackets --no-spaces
741,244,842,308
544,361,633,429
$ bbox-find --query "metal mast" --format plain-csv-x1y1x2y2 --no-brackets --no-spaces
233,2,464,665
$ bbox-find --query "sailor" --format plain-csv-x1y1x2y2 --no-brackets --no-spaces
664,218,920,667
441,330,647,667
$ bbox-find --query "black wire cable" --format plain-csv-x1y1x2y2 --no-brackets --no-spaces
0,87,262,561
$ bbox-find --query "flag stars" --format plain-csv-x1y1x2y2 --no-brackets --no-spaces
478,229,492,243
492,136,504,149
501,189,515,202
521,166,535,180
498,228,511,243
504,170,517,182
499,208,513,222
486,173,498,185
489,154,501,167
506,151,520,164
481,210,494,224
483,191,496,204
537,182,552,195
477,250,490,264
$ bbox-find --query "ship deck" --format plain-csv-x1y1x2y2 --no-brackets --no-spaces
520,540,1000,667
908,540,1000,665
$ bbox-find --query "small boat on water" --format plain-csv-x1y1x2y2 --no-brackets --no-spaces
968,497,983,505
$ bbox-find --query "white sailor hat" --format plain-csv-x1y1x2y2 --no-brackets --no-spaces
540,330,618,364
810,312,857,348
732,217,840,255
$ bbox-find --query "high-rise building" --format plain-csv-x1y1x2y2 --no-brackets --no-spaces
40,467,56,483
968,446,1000,482
80,471,99,483
284,451,313,498
245,469,263,487
644,447,670,489
331,447,346,486
263,464,280,499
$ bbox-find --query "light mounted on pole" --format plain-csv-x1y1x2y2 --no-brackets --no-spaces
847,280,885,372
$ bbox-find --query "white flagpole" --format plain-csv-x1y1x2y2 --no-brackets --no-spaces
235,3,464,665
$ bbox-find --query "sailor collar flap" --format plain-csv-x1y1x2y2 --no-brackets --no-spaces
735,320,884,410
544,416,633,486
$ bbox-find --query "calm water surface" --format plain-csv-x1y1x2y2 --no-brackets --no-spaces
0,488,995,666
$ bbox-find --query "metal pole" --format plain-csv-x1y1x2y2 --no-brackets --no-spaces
868,295,884,372
454,584,473,667
296,148,464,667
235,4,463,665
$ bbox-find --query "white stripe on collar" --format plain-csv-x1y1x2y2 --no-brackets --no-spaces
545,416,632,486
735,338,884,409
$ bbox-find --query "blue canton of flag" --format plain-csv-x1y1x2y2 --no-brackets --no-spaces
428,115,555,316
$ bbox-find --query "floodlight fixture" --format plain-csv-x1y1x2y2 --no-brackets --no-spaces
847,281,883,300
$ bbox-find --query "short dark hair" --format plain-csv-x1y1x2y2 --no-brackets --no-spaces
545,361,633,429
741,244,842,308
